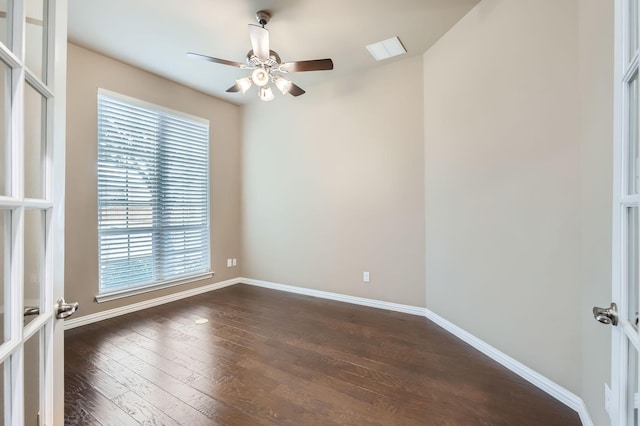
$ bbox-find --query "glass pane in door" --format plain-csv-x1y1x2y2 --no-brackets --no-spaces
630,73,639,195
628,343,639,426
24,83,45,200
0,209,7,344
629,207,640,328
0,59,9,197
23,209,43,327
24,0,46,82
24,330,40,425
0,363,5,424
632,0,639,63
0,0,11,49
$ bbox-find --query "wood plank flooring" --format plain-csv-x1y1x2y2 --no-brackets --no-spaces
64,284,581,425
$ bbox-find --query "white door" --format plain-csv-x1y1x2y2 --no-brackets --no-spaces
601,0,640,425
0,0,70,424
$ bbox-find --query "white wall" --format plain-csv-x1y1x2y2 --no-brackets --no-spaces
64,1,616,420
423,0,582,394
242,55,426,306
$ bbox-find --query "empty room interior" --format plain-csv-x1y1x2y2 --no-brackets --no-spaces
57,0,617,424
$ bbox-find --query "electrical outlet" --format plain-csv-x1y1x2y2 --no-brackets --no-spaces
605,383,612,418
232,258,237,266
226,259,232,267
363,271,370,283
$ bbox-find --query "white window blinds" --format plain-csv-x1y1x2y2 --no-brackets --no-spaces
97,90,210,294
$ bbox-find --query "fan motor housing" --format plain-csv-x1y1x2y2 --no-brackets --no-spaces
256,10,271,26
246,49,281,68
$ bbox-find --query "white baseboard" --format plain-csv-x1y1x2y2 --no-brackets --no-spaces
63,278,241,330
422,308,593,426
241,278,427,316
239,278,592,424
575,399,595,426
63,277,593,425
242,278,592,425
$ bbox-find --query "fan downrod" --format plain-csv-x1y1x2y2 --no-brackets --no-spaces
256,10,271,27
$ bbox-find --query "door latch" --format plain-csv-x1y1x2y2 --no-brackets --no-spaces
593,303,618,326
55,297,79,319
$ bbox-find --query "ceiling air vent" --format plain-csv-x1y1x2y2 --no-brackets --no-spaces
366,36,407,61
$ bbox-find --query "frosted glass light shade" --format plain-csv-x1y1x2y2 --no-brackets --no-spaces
274,76,292,95
252,68,270,87
259,86,275,102
236,77,252,93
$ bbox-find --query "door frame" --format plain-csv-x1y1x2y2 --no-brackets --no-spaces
50,0,66,423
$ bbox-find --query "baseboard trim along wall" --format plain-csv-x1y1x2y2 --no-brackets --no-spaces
244,278,592,425
421,308,594,426
241,278,427,316
63,278,239,330
63,277,593,425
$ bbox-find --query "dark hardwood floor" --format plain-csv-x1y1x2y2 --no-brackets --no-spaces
64,284,581,425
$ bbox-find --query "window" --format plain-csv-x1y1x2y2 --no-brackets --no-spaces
97,89,210,299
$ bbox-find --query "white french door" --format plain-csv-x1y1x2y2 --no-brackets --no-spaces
609,0,640,425
0,0,68,424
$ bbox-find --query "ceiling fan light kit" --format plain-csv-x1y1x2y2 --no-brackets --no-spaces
274,76,292,95
235,77,252,93
259,86,275,102
187,10,334,102
252,68,270,87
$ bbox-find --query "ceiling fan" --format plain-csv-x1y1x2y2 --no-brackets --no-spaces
187,10,334,102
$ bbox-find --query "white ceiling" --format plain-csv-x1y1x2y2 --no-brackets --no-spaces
68,0,479,105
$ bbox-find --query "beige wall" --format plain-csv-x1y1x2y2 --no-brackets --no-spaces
65,43,242,318
65,1,616,419
423,0,582,394
242,56,426,306
579,0,614,424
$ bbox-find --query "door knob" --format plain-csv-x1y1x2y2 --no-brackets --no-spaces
593,303,618,326
23,307,40,317
56,297,79,319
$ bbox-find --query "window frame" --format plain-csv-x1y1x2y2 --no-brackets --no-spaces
95,88,212,303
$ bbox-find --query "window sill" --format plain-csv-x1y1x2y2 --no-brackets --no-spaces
95,272,214,303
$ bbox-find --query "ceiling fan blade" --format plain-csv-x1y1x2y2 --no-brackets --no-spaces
288,83,306,97
226,83,241,93
280,59,334,73
248,24,270,61
186,52,247,68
